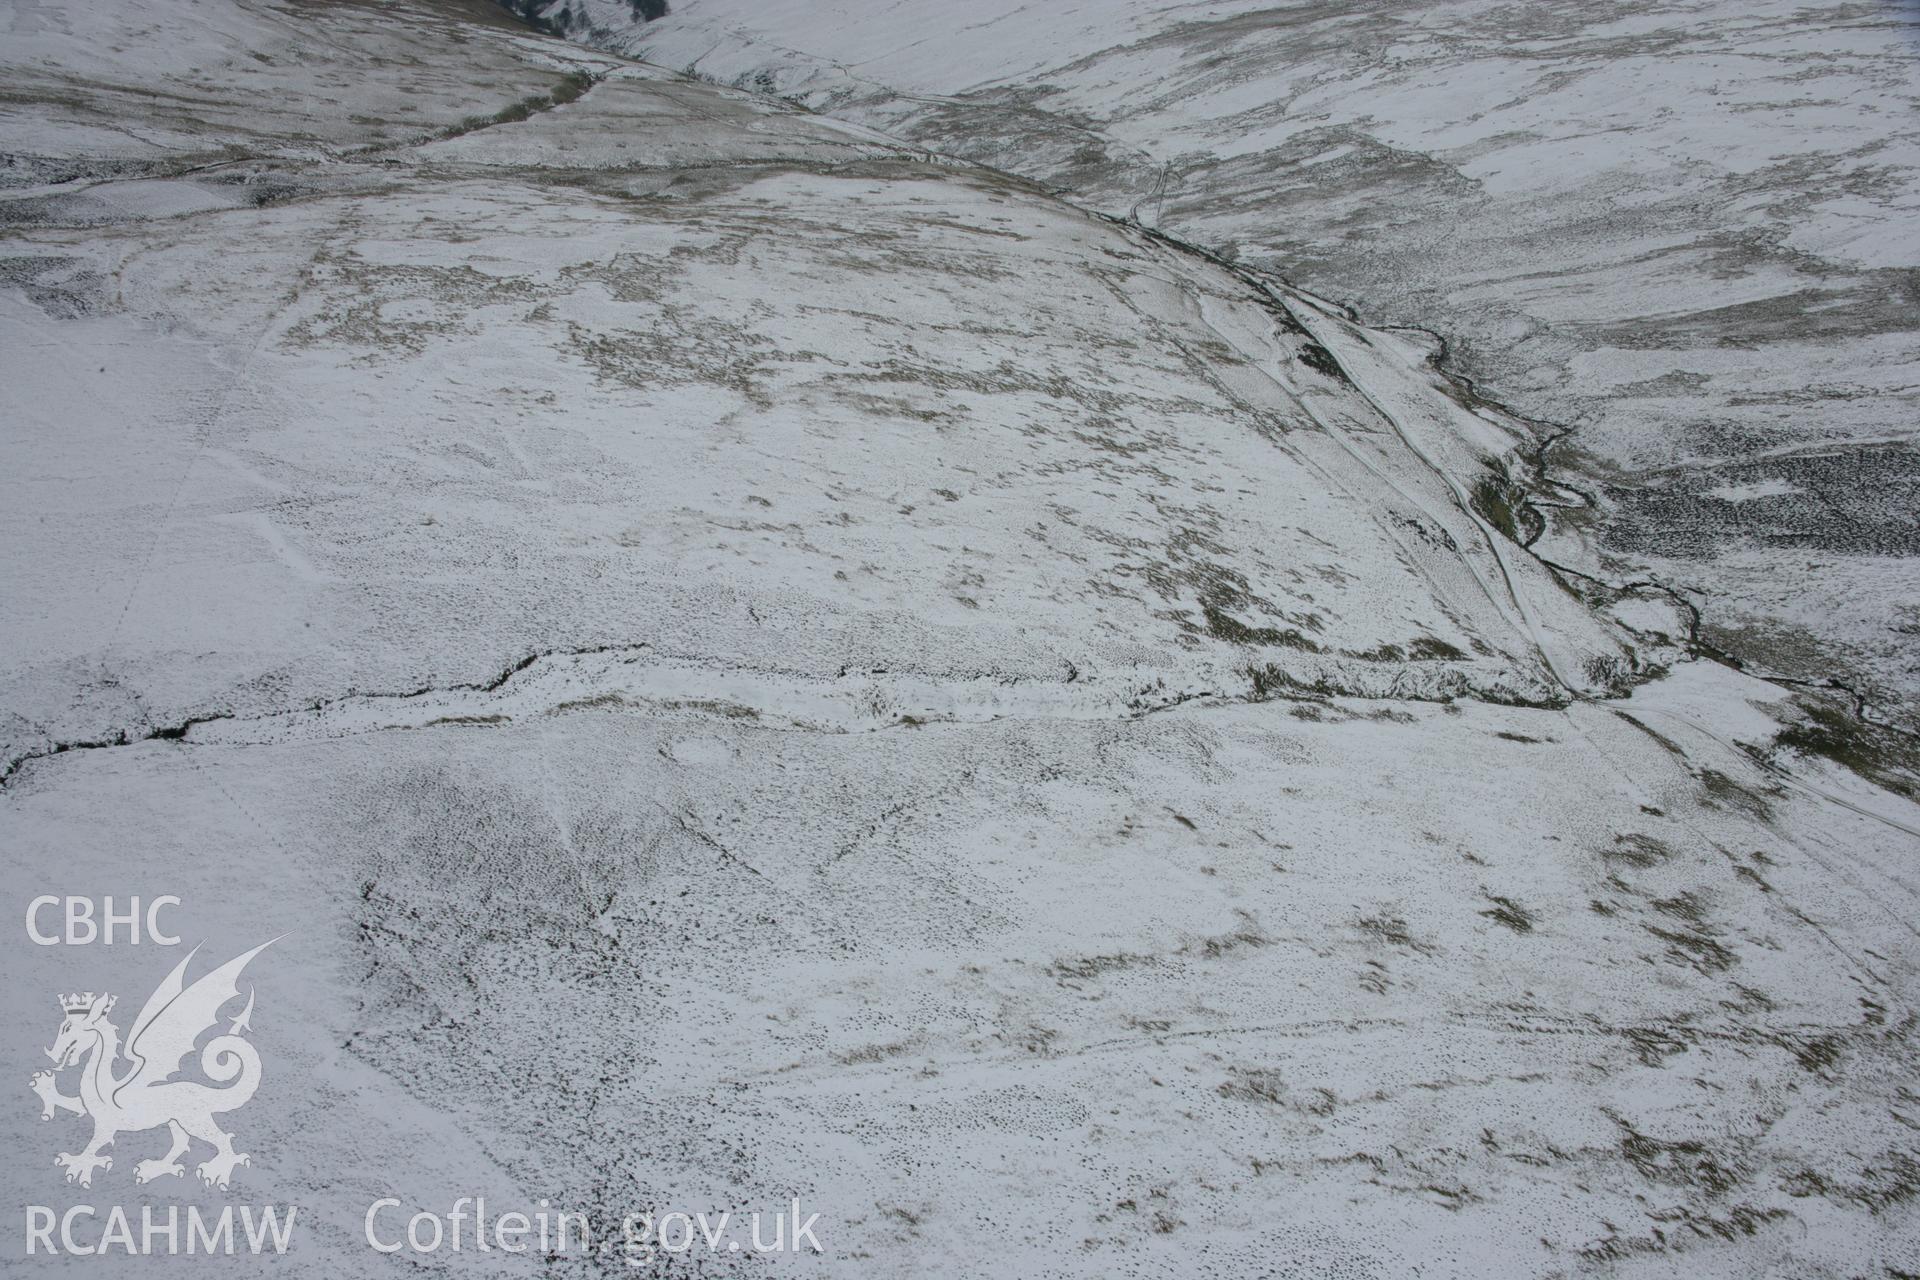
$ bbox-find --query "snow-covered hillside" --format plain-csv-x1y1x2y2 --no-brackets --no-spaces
553,0,1920,738
3,0,1919,1276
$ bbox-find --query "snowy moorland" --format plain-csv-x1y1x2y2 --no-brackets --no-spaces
2,0,1919,1276
568,0,1920,737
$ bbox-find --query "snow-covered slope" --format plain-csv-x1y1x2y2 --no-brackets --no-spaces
554,0,1920,735
4,1,1920,1276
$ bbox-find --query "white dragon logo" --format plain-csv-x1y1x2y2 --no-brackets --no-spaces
29,940,275,1190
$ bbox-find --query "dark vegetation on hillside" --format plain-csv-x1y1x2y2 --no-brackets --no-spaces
498,0,666,37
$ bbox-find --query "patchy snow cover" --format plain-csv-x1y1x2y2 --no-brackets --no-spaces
3,0,1919,1276
564,0,1920,732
